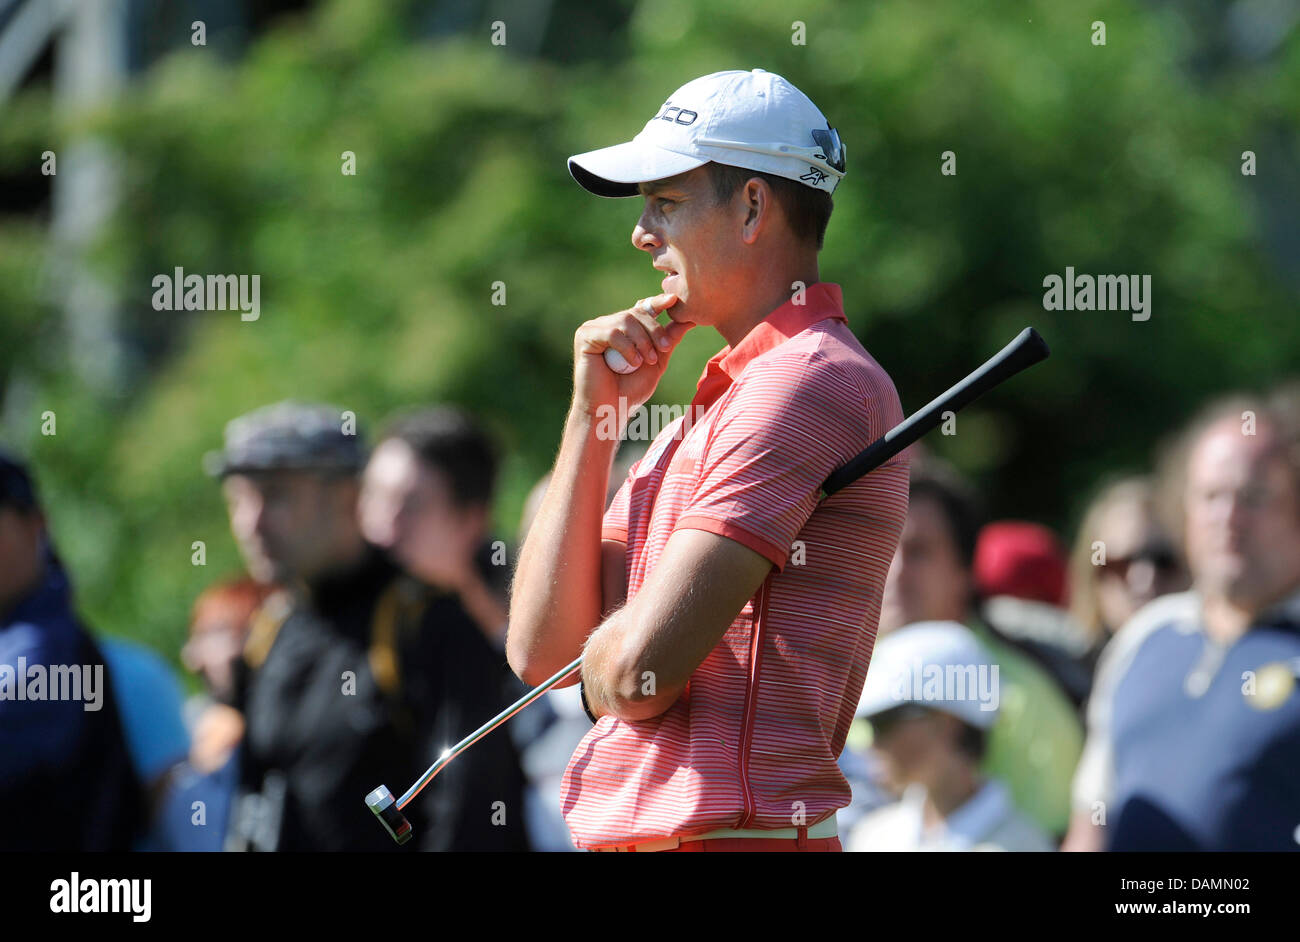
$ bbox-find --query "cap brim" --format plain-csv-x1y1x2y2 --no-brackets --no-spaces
568,140,708,198
203,450,232,479
203,452,364,479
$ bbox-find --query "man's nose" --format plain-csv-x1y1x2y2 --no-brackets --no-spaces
1216,490,1251,534
360,503,392,548
247,497,272,539
631,217,660,252
231,495,261,538
381,504,408,549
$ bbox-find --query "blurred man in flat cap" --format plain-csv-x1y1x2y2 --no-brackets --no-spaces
208,401,527,851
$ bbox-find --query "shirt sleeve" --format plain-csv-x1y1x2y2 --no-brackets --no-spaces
600,457,639,544
673,351,880,572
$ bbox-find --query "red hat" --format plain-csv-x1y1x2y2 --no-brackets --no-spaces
974,521,1067,607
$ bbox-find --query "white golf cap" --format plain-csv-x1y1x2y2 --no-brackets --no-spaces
856,621,1001,730
568,68,845,198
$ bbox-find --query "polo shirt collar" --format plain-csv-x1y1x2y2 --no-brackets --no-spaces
691,282,847,411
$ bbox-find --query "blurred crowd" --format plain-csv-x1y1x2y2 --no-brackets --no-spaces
3,377,1300,851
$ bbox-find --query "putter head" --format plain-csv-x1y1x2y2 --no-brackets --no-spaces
366,785,413,845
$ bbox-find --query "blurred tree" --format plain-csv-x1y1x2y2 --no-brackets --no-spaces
0,0,1295,661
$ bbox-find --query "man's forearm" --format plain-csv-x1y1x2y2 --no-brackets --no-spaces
507,405,619,686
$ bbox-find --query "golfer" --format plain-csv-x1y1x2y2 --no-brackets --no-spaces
508,69,909,852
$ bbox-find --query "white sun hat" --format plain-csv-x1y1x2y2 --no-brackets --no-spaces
857,621,1002,730
568,68,846,198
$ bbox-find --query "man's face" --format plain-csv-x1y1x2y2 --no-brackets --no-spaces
222,469,359,584
359,439,485,589
879,495,972,634
632,166,748,328
0,506,45,613
1185,420,1300,608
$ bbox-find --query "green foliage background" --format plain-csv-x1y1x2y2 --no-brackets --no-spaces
0,0,1296,668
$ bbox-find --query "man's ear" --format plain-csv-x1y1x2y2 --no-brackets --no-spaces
740,178,767,243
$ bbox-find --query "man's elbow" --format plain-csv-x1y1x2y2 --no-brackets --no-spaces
505,648,529,686
505,634,555,688
506,636,588,690
507,654,554,690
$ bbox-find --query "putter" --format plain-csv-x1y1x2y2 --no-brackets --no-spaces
368,326,1051,844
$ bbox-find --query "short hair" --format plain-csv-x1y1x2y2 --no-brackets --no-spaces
378,407,498,509
706,162,833,250
909,462,986,571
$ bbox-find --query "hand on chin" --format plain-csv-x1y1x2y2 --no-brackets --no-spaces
665,294,696,325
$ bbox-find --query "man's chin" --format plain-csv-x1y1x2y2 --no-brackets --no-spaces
666,301,695,325
1204,556,1248,588
1203,563,1267,607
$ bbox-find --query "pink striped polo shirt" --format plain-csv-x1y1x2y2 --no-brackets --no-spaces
560,282,909,849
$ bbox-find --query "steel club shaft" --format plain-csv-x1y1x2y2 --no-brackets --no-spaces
396,653,584,810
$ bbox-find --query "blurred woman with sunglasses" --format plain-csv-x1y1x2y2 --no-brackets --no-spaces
1067,477,1189,671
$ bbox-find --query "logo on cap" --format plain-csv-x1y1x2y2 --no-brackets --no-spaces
652,100,699,126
